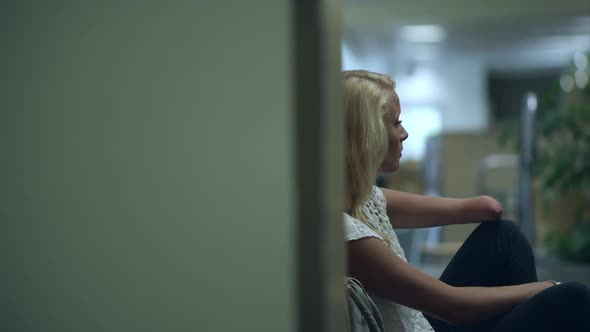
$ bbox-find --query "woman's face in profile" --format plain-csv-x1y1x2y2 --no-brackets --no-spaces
379,92,408,173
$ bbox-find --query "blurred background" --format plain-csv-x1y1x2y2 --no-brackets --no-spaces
342,0,590,284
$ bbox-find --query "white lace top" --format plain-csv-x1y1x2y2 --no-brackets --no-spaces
344,186,434,332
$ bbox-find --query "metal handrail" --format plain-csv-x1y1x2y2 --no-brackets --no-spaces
518,92,537,245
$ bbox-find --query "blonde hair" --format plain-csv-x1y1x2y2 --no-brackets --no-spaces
343,70,395,243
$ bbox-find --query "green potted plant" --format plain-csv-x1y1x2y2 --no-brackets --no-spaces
500,52,590,262
536,53,590,262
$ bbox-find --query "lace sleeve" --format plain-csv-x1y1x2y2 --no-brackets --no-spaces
372,186,389,217
343,213,384,242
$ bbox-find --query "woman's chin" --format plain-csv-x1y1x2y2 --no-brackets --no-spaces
378,163,399,173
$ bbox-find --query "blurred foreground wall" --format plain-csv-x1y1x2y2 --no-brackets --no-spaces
2,1,296,331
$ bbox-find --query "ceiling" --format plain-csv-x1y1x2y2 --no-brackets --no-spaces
342,2,590,72
343,0,590,26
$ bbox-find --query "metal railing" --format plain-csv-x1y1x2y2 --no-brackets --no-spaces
518,92,538,245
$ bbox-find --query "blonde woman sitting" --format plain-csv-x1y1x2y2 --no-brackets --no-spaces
343,70,590,332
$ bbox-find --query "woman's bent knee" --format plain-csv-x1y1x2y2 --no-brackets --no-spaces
470,219,533,256
555,282,590,306
473,219,520,238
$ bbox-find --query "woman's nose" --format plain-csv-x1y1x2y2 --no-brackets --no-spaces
401,127,409,141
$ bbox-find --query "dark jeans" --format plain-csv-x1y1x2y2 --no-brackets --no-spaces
424,220,590,332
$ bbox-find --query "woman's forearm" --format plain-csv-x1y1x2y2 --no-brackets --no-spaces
348,237,552,326
380,188,503,228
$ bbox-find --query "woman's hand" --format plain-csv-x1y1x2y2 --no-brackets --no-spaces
527,281,557,299
461,195,503,221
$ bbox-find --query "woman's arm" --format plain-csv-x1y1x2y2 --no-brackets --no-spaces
348,237,553,325
379,187,503,228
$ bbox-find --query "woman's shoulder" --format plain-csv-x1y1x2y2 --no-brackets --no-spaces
343,212,384,242
371,185,387,208
363,186,388,219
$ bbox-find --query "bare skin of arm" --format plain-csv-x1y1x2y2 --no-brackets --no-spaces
348,237,553,325
379,187,503,229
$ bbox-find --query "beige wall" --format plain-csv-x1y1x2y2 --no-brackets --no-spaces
534,184,585,245
2,2,296,331
439,132,514,243
438,132,579,247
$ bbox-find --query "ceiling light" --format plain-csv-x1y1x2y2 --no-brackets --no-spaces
400,25,446,43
